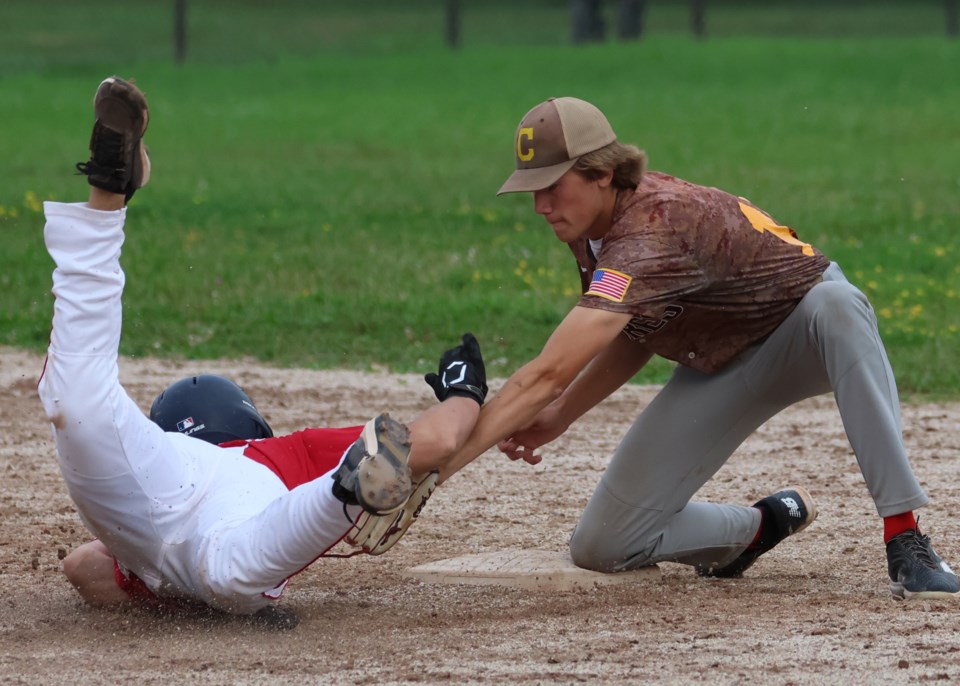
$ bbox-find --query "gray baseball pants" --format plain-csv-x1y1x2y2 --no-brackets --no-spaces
569,262,928,572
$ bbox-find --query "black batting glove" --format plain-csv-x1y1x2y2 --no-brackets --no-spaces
424,332,488,406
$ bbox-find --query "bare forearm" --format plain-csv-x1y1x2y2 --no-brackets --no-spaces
438,361,563,481
437,306,635,482
407,396,481,475
553,335,653,426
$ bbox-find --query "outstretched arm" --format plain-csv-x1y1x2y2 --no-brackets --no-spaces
552,331,653,425
438,306,633,482
407,333,487,476
340,334,486,555
499,332,653,464
407,396,481,475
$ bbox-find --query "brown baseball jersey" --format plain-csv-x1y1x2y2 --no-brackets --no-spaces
571,172,830,373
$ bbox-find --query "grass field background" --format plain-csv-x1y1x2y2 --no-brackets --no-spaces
1,1,957,395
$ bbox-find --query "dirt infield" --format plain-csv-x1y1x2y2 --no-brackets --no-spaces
1,347,959,685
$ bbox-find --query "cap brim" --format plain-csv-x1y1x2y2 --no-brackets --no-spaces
496,159,578,196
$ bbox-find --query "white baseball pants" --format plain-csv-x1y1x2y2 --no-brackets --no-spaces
38,202,359,613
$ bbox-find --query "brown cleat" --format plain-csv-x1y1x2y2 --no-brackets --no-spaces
75,76,150,202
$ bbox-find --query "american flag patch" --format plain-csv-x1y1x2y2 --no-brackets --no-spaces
586,268,632,302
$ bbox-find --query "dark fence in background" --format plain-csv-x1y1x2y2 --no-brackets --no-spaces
3,1,955,74
565,0,957,44
172,0,959,63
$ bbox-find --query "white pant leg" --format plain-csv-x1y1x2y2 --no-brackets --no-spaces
38,202,362,613
194,458,361,613
38,201,219,593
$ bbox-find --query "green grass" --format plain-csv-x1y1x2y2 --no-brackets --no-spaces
1,2,958,394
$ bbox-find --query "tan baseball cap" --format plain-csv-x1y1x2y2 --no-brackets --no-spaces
497,97,616,195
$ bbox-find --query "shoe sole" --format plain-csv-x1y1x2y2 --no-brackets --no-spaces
95,76,151,193
891,581,960,601
355,414,413,514
892,583,960,601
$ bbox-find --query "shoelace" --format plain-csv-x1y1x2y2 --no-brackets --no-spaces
76,128,127,181
898,530,939,569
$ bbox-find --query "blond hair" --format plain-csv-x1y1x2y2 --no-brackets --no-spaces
573,141,647,190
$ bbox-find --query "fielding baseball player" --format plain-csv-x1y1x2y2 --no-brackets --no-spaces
42,77,488,620
438,96,958,600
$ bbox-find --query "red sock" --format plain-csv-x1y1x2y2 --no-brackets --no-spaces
883,512,917,543
746,507,765,549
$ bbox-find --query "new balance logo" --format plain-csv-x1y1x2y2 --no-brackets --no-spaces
780,496,802,518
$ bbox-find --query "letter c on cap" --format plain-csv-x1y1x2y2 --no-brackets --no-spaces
517,127,534,162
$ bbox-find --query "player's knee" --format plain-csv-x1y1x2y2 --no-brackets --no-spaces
569,519,658,572
569,525,629,573
198,545,281,615
202,582,274,616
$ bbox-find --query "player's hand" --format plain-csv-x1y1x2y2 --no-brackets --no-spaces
425,333,488,406
497,405,568,465
498,437,543,465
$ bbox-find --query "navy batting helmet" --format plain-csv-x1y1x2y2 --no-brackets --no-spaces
149,374,274,445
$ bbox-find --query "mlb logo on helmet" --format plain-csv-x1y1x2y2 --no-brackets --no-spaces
176,417,196,432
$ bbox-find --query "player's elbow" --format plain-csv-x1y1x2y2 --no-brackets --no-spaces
524,358,576,406
62,541,130,606
61,548,86,589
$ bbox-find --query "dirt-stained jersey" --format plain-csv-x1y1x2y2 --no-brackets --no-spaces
571,172,830,372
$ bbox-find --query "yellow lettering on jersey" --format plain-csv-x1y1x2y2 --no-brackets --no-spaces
517,127,534,162
738,200,814,257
